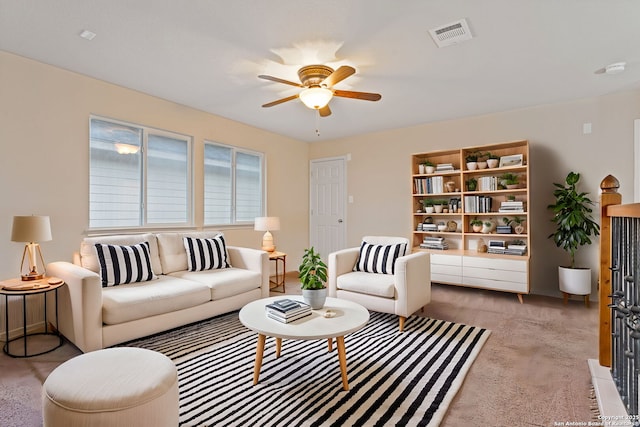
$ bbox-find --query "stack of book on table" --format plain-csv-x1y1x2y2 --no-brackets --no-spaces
265,299,312,323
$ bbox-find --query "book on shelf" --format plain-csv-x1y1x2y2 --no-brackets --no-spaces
463,195,493,213
436,163,455,171
498,208,525,213
420,243,449,250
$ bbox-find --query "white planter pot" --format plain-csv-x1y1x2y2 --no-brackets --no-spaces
487,159,499,168
425,166,435,174
466,162,477,171
434,205,443,213
418,164,425,174
425,206,435,213
558,266,591,295
302,288,327,309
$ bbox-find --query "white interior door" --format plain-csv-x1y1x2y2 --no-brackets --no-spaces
310,157,346,259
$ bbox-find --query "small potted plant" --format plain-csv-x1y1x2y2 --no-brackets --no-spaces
298,247,328,309
423,160,435,174
547,172,600,298
424,199,435,213
500,173,520,189
482,219,495,234
486,152,500,168
476,153,488,170
466,177,478,191
511,216,525,234
434,199,446,213
470,217,483,233
465,152,479,170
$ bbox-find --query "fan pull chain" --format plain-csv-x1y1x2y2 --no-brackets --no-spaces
315,110,321,137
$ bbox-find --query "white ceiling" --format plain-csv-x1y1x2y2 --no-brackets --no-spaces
1,0,639,142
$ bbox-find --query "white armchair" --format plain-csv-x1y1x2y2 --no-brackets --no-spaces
328,236,431,331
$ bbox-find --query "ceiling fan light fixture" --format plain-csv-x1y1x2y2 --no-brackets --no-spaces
299,87,333,110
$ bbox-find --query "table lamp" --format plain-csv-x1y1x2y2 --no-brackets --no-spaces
254,216,280,252
11,215,52,281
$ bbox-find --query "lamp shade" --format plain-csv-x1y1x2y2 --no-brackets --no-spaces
254,217,280,231
11,215,52,243
299,87,333,110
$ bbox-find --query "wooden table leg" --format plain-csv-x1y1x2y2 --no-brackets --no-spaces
276,337,282,358
336,336,349,391
327,338,333,352
253,334,266,385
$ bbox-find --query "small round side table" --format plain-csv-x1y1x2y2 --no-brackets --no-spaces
0,277,64,358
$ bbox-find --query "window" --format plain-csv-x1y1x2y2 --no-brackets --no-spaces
89,117,192,229
204,142,264,225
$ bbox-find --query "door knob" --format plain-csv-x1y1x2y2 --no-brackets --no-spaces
338,219,343,223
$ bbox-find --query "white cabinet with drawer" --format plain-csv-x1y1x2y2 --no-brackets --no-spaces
430,254,462,284
462,256,528,294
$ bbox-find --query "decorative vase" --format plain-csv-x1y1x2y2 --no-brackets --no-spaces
466,162,477,171
425,166,435,174
302,288,327,309
472,224,483,233
487,159,499,168
446,181,456,193
481,220,495,234
514,224,525,234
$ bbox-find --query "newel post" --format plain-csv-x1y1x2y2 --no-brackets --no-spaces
599,175,621,367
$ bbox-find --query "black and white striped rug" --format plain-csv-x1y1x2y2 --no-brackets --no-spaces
121,311,490,427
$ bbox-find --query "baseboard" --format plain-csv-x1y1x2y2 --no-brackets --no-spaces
588,359,633,426
0,320,46,342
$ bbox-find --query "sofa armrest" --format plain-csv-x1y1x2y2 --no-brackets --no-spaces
394,252,431,317
227,246,270,298
328,247,360,297
47,261,103,353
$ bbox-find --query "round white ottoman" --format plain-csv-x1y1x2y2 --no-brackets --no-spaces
42,347,178,427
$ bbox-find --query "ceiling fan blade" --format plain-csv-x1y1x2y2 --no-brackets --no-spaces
321,65,356,88
319,105,332,117
258,75,303,88
262,94,299,108
333,89,382,101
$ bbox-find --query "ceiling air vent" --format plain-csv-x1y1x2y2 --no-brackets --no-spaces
429,19,473,48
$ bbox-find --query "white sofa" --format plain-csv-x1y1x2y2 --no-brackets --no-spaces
47,231,268,353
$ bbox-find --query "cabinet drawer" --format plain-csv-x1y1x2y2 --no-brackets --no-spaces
430,254,462,267
463,276,528,293
464,266,527,283
432,264,462,276
463,256,527,273
432,273,463,284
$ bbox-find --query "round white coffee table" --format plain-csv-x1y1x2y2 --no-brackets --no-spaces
239,296,369,391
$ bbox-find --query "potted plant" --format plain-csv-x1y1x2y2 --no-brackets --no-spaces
500,173,519,189
298,247,328,309
476,152,488,170
466,177,477,191
486,152,500,168
470,217,483,233
424,199,435,213
481,219,495,234
433,199,446,213
423,160,435,174
547,172,600,297
465,152,479,170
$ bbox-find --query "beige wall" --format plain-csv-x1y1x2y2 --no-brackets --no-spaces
2,48,639,303
0,51,310,284
309,89,640,298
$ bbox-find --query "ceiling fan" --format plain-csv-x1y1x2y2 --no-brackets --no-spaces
258,65,382,117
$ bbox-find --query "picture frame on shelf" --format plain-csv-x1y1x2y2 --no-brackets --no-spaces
499,154,523,168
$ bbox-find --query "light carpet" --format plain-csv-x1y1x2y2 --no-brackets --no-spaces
120,311,490,427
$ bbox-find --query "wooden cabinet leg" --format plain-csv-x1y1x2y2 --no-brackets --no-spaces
517,294,524,304
584,295,590,308
562,292,569,305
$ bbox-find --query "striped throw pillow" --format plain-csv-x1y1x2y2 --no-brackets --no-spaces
183,235,231,272
353,241,407,275
95,241,157,287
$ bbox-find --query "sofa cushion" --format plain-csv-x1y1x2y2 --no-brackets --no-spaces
156,231,226,274
169,268,261,300
337,271,396,298
353,241,407,275
101,275,211,325
95,242,157,287
183,235,230,271
80,233,163,275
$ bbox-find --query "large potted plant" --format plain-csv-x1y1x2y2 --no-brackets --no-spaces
547,172,600,297
298,247,328,309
